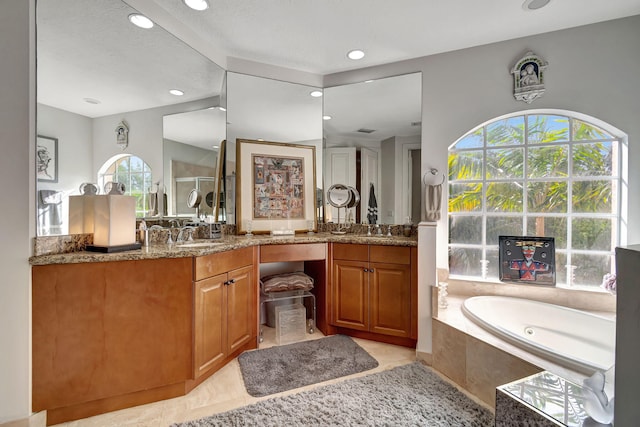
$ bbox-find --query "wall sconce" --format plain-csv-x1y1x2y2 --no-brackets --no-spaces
69,194,140,252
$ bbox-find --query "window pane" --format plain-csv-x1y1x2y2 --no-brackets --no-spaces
528,146,568,178
572,218,613,251
486,148,523,179
526,216,567,249
130,156,143,173
555,252,567,286
572,180,612,213
572,142,613,176
486,117,524,146
486,182,523,213
527,115,569,143
485,248,499,280
449,247,483,276
448,151,483,180
572,119,613,141
527,181,567,213
454,128,483,149
449,216,482,244
486,217,522,244
449,183,483,212
571,254,612,287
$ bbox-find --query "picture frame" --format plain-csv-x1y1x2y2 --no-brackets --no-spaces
498,235,556,286
36,135,58,183
236,139,316,234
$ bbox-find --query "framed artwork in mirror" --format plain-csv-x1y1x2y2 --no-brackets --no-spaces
236,139,316,234
499,235,556,286
36,135,58,183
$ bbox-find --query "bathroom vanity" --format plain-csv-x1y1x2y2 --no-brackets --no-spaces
30,233,416,425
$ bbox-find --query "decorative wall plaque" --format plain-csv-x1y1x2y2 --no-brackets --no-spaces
511,51,548,104
115,121,129,150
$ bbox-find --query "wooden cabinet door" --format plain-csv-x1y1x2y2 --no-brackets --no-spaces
194,273,226,378
369,262,412,337
226,265,255,354
332,259,369,331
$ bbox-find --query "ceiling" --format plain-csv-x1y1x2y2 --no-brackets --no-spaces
149,0,640,75
36,0,640,149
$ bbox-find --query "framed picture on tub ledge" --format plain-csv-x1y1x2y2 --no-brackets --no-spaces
236,139,317,235
499,235,556,286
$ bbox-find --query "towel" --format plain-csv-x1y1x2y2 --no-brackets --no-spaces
38,189,63,227
424,183,442,222
367,183,378,225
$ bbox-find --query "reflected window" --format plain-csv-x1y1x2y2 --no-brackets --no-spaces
448,113,623,287
98,154,152,218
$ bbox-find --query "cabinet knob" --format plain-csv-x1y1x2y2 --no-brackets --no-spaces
227,278,236,285
363,268,369,272
369,268,374,273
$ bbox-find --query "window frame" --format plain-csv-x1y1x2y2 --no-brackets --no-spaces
98,154,153,218
447,111,624,288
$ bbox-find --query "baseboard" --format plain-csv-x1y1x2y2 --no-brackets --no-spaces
416,350,432,365
0,412,46,427
334,328,417,348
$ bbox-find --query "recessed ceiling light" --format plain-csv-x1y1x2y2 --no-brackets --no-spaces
257,138,264,141
169,89,184,96
364,80,374,83
83,98,101,104
522,0,551,10
212,145,219,149
218,106,227,111
323,115,332,120
128,13,154,29
183,0,209,11
310,90,323,97
347,49,365,60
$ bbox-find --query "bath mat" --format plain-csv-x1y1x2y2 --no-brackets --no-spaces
173,362,494,426
237,334,378,397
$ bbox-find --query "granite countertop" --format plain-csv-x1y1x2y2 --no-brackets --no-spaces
29,232,417,265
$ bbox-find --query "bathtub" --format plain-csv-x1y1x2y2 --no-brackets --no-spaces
462,295,615,374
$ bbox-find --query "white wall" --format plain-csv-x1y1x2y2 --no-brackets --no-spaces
37,105,93,234
0,0,33,422
325,15,640,266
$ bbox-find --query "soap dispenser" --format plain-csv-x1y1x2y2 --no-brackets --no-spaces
403,217,412,237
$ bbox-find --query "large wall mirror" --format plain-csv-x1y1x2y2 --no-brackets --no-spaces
226,72,323,225
36,0,225,236
323,73,422,225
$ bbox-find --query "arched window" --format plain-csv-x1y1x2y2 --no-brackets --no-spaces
448,112,624,288
98,154,152,218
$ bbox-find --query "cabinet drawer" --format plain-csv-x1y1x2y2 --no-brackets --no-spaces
195,247,254,280
260,243,326,263
370,245,410,265
332,243,368,262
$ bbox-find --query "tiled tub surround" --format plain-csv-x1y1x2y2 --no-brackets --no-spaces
433,292,615,408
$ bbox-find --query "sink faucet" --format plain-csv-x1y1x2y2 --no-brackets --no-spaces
176,226,195,243
376,224,382,236
169,219,181,228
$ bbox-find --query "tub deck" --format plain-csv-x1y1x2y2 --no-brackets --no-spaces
435,294,615,387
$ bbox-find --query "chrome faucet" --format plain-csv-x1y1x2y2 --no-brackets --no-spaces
176,226,195,243
376,224,382,236
169,219,181,228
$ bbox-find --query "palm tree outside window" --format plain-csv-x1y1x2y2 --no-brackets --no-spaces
448,112,624,288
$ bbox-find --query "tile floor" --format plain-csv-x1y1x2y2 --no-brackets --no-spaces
29,328,417,427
